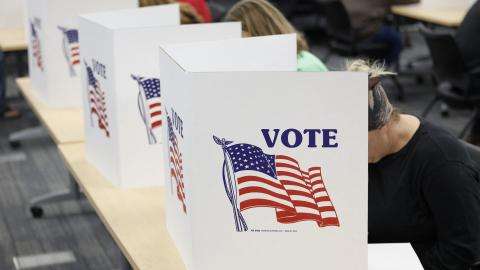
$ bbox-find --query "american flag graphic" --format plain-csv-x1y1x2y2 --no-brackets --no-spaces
167,114,186,213
30,21,43,71
85,63,110,138
131,75,162,144
58,27,80,73
214,137,339,232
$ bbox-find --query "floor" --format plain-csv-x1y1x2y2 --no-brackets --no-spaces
0,27,473,270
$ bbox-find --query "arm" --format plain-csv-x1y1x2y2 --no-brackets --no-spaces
413,162,480,270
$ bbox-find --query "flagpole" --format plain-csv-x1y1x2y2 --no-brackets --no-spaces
132,75,157,144
84,62,94,127
58,27,74,76
215,136,248,232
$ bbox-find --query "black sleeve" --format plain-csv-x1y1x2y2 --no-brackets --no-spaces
412,162,480,270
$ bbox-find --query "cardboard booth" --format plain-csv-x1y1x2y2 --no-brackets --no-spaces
79,6,241,187
24,0,138,108
0,0,24,28
158,34,369,270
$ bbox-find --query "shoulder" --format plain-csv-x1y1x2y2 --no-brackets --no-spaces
297,51,328,72
413,120,479,178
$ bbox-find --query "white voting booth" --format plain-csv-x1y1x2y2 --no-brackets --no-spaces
24,0,137,108
0,0,24,28
159,34,368,270
79,6,241,187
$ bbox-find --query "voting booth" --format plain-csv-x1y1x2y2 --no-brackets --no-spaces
0,0,24,28
79,6,241,187
24,0,137,108
158,34,368,270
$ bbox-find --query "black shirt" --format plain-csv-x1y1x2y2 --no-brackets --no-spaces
457,1,480,70
369,120,480,270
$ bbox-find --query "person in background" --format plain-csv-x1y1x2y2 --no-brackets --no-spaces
456,0,480,145
349,59,480,270
178,0,212,22
342,0,402,65
224,0,328,72
139,0,205,24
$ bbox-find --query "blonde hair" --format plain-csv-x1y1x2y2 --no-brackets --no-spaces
139,0,204,24
347,59,399,129
225,0,308,54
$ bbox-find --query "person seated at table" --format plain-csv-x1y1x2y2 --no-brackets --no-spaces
456,1,480,145
224,0,328,72
139,0,205,24
348,59,480,270
139,0,204,24
342,0,402,65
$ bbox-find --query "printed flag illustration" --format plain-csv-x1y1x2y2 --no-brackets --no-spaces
131,75,162,144
167,113,186,213
214,136,340,232
30,20,43,71
58,26,80,76
85,62,110,138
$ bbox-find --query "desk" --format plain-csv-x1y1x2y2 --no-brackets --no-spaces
391,4,468,27
58,143,185,270
15,77,84,144
0,28,27,52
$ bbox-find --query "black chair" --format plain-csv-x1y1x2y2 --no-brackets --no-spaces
420,25,480,138
322,0,405,100
472,260,480,270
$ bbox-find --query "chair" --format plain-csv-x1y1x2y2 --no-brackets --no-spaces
420,25,480,139
472,260,480,270
322,0,405,100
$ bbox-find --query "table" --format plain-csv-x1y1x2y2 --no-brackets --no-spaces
58,143,185,270
14,77,84,144
0,28,27,52
391,3,468,27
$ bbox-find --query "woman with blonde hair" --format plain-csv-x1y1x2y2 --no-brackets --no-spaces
351,59,480,269
224,0,328,72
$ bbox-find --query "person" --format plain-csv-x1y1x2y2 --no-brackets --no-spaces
139,0,205,24
342,0,402,65
456,1,480,145
349,59,480,269
177,0,212,22
224,0,328,72
456,0,480,71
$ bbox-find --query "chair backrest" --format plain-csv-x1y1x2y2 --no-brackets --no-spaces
472,260,480,270
420,25,469,89
322,0,354,42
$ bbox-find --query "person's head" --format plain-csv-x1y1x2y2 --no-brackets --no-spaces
139,0,204,24
347,59,399,163
224,0,308,54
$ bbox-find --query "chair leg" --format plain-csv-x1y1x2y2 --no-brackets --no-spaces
422,96,439,118
459,109,478,139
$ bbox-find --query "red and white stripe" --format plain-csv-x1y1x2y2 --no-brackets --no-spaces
69,43,80,66
275,155,326,225
88,81,110,138
147,99,162,130
32,38,43,71
237,170,295,213
309,167,340,226
169,132,186,213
